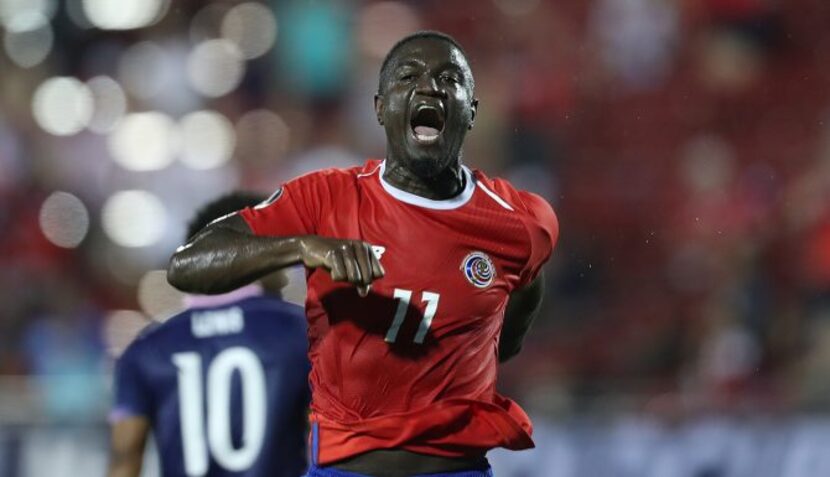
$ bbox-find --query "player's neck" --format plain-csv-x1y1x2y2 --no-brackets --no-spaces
383,158,465,200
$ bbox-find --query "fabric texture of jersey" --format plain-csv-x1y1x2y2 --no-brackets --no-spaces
112,294,310,477
240,159,559,465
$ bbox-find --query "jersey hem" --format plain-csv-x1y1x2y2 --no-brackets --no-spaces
309,395,534,465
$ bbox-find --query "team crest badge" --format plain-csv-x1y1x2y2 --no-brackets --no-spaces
461,251,495,288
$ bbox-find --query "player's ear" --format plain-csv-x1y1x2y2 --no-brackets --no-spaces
468,98,478,130
374,93,384,126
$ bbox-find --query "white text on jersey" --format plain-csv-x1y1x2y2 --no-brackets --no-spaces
191,307,245,338
372,245,386,260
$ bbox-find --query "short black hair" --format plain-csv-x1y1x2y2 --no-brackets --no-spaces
377,30,473,94
186,191,265,240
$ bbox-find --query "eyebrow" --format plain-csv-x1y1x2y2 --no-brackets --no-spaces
395,59,425,70
438,63,464,74
395,60,465,75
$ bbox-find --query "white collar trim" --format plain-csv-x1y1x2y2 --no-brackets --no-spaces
378,160,475,210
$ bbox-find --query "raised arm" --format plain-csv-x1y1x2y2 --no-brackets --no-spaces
499,272,544,363
167,213,384,295
168,213,303,294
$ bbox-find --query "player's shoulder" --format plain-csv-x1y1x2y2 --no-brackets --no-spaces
472,169,558,228
261,160,377,208
287,159,378,187
123,303,208,352
193,295,306,342
117,319,164,364
237,295,305,325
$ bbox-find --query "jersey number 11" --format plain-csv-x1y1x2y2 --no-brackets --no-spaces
384,288,440,344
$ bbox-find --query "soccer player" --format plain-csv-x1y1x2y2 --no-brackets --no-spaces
109,192,310,477
168,31,558,477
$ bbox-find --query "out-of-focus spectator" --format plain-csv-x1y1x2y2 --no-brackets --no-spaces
590,0,680,91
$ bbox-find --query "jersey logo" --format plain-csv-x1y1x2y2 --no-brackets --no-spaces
372,245,386,261
253,187,283,210
461,251,495,288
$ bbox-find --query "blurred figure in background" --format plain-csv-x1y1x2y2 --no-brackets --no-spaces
108,192,310,477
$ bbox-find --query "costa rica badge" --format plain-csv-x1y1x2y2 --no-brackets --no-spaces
461,251,495,288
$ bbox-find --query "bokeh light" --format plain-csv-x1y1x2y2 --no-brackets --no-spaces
86,76,127,134
118,41,167,100
103,310,150,357
189,3,231,44
357,2,420,59
220,2,278,60
234,109,290,166
187,39,245,98
3,12,53,68
101,190,167,248
178,110,236,170
680,134,736,194
137,270,185,319
107,112,179,171
0,0,56,28
31,77,94,136
38,191,90,248
81,0,169,31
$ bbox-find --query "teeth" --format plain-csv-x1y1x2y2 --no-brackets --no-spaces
414,125,439,142
414,125,439,135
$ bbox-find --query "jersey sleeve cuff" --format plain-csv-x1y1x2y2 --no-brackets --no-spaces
108,406,147,424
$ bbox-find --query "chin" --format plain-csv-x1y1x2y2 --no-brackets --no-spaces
407,155,450,178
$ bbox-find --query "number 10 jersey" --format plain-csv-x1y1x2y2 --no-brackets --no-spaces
112,293,310,476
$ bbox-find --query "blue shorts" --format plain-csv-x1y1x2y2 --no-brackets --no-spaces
303,464,494,477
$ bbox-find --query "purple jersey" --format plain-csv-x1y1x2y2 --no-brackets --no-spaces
113,292,310,477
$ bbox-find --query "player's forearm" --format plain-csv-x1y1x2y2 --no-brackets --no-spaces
499,273,544,363
167,225,304,294
107,455,142,477
108,418,149,477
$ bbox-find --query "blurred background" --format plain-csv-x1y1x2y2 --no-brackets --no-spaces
1,0,830,475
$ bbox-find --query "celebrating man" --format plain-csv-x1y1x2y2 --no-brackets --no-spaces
168,31,558,477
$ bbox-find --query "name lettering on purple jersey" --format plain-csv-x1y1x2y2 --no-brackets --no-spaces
191,307,245,338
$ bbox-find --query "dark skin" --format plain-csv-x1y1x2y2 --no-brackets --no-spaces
375,38,477,199
167,36,544,477
107,417,150,477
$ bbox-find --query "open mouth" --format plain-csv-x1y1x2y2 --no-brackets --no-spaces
410,104,445,144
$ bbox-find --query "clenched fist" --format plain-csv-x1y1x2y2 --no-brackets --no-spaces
299,236,385,296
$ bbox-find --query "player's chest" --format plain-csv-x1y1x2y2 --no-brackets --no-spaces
315,200,527,320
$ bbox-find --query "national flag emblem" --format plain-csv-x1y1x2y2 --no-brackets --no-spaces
461,251,495,288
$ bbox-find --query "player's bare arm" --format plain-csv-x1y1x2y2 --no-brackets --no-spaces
107,416,150,477
500,273,545,363
167,213,384,295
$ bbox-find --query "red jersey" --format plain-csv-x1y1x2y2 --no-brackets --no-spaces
240,159,558,464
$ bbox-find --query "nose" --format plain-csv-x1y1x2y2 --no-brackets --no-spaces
414,74,443,97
